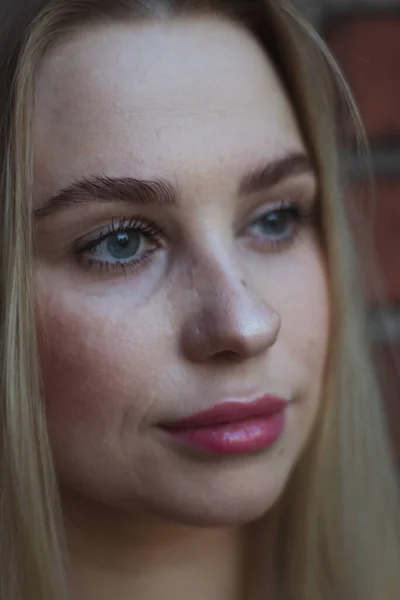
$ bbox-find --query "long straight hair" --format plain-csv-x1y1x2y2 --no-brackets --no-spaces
0,1,399,599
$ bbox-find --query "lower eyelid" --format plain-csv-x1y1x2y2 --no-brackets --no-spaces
74,235,162,275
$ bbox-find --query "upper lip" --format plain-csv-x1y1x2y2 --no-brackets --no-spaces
161,394,287,430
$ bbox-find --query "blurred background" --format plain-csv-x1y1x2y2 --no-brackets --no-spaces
296,0,400,463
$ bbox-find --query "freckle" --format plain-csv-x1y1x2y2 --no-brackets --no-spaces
278,449,284,456
240,279,248,288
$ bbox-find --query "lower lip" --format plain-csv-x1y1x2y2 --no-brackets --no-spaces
162,411,285,456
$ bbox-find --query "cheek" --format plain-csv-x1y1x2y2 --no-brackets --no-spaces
268,243,330,452
279,242,330,372
35,282,169,454
292,247,330,431
37,308,121,461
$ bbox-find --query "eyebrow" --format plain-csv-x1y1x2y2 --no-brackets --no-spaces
238,152,313,196
34,176,179,219
34,151,313,219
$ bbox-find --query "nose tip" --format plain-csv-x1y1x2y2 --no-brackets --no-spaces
180,287,281,364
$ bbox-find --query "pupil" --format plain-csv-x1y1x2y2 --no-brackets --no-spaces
107,232,140,259
116,233,129,248
261,212,287,235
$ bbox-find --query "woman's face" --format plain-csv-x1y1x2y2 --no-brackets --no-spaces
33,16,329,526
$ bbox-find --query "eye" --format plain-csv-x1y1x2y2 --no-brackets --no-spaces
246,201,316,249
75,217,163,274
101,230,142,261
251,209,295,238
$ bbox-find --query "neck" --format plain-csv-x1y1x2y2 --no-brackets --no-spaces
62,493,250,600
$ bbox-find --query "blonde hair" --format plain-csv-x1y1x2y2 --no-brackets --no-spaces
0,1,399,598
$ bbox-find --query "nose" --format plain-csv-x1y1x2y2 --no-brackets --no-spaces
180,268,281,364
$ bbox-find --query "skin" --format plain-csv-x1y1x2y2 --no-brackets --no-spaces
33,16,329,600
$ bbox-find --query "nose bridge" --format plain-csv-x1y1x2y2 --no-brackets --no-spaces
192,252,244,305
187,245,256,314
180,254,281,363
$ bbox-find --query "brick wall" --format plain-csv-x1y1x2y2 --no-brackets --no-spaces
297,0,400,461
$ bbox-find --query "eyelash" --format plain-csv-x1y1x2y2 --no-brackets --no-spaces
75,216,163,275
246,199,317,250
74,199,317,276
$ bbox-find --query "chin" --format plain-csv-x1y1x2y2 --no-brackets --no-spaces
145,462,292,527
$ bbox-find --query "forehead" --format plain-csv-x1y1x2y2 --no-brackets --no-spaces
33,17,305,200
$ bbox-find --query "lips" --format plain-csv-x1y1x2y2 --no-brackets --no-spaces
161,395,287,430
159,395,287,456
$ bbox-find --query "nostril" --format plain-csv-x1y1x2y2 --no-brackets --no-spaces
213,349,247,363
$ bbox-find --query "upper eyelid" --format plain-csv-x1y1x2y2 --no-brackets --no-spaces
76,217,158,242
244,194,316,221
75,225,112,252
71,192,316,248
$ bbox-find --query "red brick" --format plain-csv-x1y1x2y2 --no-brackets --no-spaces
351,179,400,302
325,15,400,138
375,344,400,462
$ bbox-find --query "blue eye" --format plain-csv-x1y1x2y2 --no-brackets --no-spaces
252,209,294,238
75,217,163,273
250,207,299,239
247,203,316,248
86,229,147,265
106,231,141,260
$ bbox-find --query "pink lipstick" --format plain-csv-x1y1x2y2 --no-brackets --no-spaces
160,395,286,455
